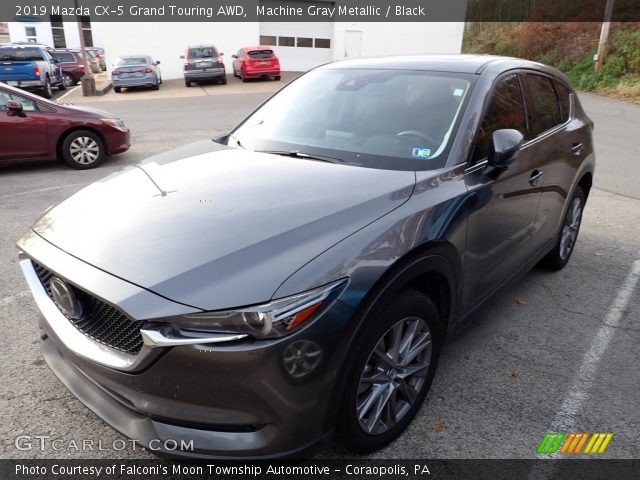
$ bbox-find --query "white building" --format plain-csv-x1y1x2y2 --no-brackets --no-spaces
7,15,464,80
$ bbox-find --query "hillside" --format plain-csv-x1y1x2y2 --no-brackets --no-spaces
463,22,640,102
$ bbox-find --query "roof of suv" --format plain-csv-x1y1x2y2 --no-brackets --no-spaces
323,54,549,75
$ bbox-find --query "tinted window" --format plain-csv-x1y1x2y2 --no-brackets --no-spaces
0,90,39,112
524,74,561,137
555,81,571,123
471,74,527,165
188,47,217,59
248,50,273,59
278,37,295,47
53,52,76,63
0,47,44,61
115,57,148,66
260,35,277,46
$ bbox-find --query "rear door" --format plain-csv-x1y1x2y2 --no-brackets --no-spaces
520,73,584,248
0,88,49,159
463,73,541,306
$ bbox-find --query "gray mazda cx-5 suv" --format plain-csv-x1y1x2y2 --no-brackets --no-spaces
18,55,595,458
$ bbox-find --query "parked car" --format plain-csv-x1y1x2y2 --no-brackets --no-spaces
0,44,65,98
232,46,281,82
86,47,106,71
181,44,226,87
50,49,86,86
0,82,129,168
17,55,594,458
111,55,162,93
84,49,102,74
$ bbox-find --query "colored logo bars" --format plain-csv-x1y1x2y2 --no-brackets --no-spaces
537,432,613,454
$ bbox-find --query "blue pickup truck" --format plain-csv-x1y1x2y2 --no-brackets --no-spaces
0,44,65,98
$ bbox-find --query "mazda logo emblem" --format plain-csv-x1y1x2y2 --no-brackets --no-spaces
49,277,81,319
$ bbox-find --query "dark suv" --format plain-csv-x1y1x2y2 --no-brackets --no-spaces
181,44,226,87
18,55,594,459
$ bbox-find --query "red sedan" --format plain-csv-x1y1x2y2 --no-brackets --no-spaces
0,82,129,169
232,46,281,82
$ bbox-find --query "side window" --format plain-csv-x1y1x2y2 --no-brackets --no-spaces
0,91,10,111
9,92,39,112
471,74,527,165
555,81,571,123
524,74,561,137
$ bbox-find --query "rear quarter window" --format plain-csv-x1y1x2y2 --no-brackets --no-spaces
554,81,572,123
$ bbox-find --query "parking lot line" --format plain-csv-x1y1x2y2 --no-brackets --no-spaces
0,183,87,200
550,256,640,432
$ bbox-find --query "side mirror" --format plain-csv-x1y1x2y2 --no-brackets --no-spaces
179,55,185,59
155,60,161,65
231,55,237,59
487,129,523,169
7,99,24,115
219,52,224,56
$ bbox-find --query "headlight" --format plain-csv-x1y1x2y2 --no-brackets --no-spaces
158,279,348,339
101,117,127,131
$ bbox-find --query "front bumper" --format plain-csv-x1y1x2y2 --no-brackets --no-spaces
105,128,131,155
18,232,355,458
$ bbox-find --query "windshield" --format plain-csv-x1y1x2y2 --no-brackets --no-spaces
229,68,472,170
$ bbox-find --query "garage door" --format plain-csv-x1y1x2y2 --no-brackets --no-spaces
259,7,332,72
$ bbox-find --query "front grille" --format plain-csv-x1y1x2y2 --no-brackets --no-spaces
32,261,144,355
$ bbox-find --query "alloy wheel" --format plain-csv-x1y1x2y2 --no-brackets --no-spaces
69,137,100,165
356,317,432,435
559,196,582,260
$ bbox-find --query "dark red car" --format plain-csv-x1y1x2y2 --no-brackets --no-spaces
0,82,130,169
50,49,86,86
232,46,281,82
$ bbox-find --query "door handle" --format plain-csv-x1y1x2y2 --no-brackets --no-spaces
571,142,583,156
529,170,543,187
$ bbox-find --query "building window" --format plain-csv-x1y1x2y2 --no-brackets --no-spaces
296,37,313,48
80,16,93,47
260,35,277,46
278,36,294,47
315,38,331,49
24,26,37,43
50,15,66,48
0,23,9,43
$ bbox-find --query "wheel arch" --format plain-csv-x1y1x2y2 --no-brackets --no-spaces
56,127,108,160
326,240,462,432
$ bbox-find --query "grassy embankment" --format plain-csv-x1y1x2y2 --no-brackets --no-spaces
463,23,640,102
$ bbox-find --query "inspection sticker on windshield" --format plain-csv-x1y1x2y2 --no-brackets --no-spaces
412,147,431,158
453,88,464,96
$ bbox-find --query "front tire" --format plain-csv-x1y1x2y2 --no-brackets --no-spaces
540,186,585,271
337,290,443,453
61,130,105,170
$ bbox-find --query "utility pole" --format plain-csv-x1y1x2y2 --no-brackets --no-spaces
74,0,95,95
594,0,615,72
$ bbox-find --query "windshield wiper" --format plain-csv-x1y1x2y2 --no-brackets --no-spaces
256,150,343,164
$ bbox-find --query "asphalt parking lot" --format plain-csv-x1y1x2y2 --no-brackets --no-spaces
1,79,639,459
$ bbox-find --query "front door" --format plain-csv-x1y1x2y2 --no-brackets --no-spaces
0,88,49,160
463,73,541,307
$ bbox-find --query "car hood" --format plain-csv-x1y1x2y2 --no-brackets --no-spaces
32,146,415,312
58,104,116,118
